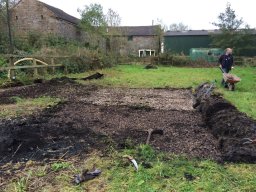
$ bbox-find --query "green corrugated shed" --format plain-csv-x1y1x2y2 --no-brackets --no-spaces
164,30,214,55
189,48,224,63
164,29,256,56
164,35,211,55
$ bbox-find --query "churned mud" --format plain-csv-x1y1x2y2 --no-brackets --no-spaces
0,78,220,166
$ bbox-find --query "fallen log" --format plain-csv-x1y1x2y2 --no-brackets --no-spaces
81,72,104,80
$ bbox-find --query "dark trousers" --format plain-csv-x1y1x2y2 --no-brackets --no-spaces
221,68,230,87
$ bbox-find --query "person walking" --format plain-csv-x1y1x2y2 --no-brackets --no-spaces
219,48,234,87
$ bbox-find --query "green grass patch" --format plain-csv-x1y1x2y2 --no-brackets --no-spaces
107,146,256,192
3,146,256,192
0,96,61,118
71,65,219,88
51,162,71,172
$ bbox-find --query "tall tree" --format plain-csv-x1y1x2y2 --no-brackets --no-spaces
155,19,166,54
0,0,7,29
211,2,256,55
104,8,123,53
212,2,243,32
79,3,107,36
79,4,123,53
0,0,18,53
6,0,14,53
169,22,189,31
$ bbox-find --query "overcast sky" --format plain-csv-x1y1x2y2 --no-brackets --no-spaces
40,0,255,30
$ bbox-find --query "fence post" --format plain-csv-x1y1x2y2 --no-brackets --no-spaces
8,56,15,80
64,65,68,75
51,58,55,74
33,58,38,77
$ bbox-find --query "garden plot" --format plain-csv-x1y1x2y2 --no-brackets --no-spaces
0,79,220,168
0,78,255,182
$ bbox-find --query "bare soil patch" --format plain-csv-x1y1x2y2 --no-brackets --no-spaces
0,79,221,170
1,77,255,183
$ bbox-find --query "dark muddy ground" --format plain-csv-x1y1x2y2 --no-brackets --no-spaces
0,78,220,167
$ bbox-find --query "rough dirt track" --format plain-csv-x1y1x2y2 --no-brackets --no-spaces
0,78,221,168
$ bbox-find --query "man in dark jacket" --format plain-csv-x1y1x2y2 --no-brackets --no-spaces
219,48,234,87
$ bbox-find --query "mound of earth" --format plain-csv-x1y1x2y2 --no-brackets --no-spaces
0,76,95,101
193,83,256,163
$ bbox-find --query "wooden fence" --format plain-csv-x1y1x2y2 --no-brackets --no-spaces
0,55,67,80
1,54,255,80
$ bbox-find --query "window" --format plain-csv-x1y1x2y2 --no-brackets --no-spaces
128,36,133,41
15,16,18,20
41,15,44,20
139,49,156,57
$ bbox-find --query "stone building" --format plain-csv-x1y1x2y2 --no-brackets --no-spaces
2,0,162,56
108,25,161,57
10,0,82,41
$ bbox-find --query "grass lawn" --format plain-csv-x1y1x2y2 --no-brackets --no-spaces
1,64,256,192
70,64,256,119
4,146,256,192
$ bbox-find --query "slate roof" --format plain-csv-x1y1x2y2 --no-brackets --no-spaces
164,30,221,36
110,25,160,36
39,1,80,25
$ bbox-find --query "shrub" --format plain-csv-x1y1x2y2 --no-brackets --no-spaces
14,38,32,53
0,56,8,78
0,33,9,54
172,55,192,66
27,32,43,49
157,53,192,66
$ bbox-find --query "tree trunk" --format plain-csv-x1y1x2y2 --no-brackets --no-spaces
6,0,14,54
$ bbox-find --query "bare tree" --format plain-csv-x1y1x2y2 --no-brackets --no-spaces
105,8,121,27
154,19,166,54
0,0,18,53
6,0,14,53
169,22,189,31
105,8,124,54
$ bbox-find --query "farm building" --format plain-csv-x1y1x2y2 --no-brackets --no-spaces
9,0,83,41
107,25,161,57
2,0,161,56
164,30,220,55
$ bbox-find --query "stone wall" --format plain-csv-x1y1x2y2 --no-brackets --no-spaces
10,0,81,41
129,36,159,53
111,36,159,56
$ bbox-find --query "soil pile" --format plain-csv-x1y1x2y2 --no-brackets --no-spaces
193,83,256,163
